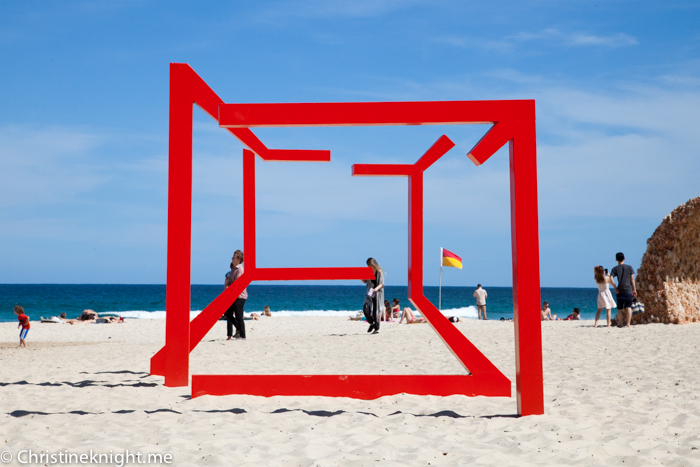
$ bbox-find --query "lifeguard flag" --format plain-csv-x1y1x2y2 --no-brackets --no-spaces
442,248,462,269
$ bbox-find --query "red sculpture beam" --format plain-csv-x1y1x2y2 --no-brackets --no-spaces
219,100,534,127
193,375,499,399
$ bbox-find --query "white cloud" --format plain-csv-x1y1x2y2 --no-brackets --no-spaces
253,0,424,22
436,28,638,52
432,36,513,53
566,32,638,47
513,28,638,47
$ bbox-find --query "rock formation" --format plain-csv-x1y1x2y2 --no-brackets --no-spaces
634,197,700,324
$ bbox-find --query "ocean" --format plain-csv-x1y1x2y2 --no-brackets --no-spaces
0,284,605,323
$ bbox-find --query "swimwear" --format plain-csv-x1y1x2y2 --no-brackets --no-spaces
19,328,29,339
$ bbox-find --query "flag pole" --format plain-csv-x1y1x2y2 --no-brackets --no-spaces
439,248,443,312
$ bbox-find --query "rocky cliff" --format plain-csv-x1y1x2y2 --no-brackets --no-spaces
634,197,700,324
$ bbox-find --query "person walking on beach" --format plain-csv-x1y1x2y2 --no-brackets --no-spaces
15,305,29,348
594,265,617,327
610,252,637,328
473,284,487,320
224,250,248,340
365,257,385,334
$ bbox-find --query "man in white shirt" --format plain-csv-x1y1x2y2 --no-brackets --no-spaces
473,284,488,320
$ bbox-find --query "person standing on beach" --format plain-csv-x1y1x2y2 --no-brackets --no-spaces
15,305,29,348
594,265,617,327
473,284,487,320
366,258,385,334
610,252,637,328
224,250,248,340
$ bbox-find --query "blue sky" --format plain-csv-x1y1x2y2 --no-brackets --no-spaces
1,1,699,287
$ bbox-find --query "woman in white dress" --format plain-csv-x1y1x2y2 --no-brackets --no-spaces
594,265,617,327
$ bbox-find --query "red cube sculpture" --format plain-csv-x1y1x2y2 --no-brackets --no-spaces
150,63,544,416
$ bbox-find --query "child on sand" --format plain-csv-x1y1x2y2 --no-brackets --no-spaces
15,305,30,348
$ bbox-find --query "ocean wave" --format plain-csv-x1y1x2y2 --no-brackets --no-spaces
108,306,480,320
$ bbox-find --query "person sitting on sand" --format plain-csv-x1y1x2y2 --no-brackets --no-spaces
65,309,98,324
399,307,426,324
78,309,98,321
95,315,124,324
391,299,401,319
262,306,272,317
563,308,581,321
541,301,557,321
383,300,394,322
65,310,123,324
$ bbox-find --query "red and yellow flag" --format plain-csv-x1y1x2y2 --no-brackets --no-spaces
441,248,462,269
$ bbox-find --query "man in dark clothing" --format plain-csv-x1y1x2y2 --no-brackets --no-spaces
224,250,247,340
610,252,637,327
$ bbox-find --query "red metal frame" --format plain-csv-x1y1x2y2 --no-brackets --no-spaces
151,63,544,416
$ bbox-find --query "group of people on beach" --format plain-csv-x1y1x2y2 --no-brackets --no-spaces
356,257,472,331
359,257,428,333
221,253,432,340
540,302,581,321
10,249,641,350
12,305,125,348
541,251,639,327
594,251,637,328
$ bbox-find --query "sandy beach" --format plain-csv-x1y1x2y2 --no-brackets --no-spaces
1,317,698,466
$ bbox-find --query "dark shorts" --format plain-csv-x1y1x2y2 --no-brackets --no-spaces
617,293,634,310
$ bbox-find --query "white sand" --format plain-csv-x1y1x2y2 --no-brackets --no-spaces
1,317,699,466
